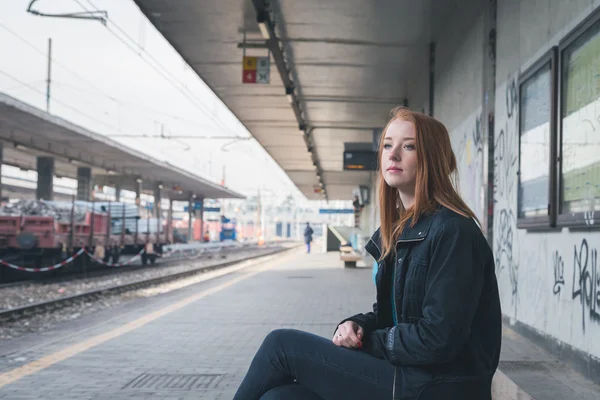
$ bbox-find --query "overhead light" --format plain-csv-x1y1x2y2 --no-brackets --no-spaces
107,169,117,175
319,182,324,188
136,177,143,184
68,158,85,166
192,194,197,199
158,184,164,190
257,12,270,40
285,87,294,104
14,143,28,151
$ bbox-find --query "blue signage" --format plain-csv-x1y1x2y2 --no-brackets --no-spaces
319,209,354,214
183,205,221,213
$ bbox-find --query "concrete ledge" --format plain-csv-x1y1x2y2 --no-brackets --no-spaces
495,323,600,400
492,370,534,400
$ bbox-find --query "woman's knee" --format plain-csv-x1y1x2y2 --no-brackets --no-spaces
262,328,298,349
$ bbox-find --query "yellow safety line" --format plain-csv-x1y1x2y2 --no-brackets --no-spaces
0,250,298,389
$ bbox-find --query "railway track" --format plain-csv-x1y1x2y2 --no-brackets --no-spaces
0,244,299,323
1,242,287,286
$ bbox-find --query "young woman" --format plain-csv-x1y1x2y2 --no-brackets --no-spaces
233,107,502,400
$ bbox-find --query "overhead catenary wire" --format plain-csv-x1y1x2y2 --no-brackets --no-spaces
0,19,243,155
0,69,129,135
76,0,246,140
1,12,241,141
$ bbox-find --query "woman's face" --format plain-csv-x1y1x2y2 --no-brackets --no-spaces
381,119,418,191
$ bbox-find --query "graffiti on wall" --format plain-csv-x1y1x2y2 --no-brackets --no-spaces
572,239,599,331
494,79,519,202
494,77,520,316
552,239,599,332
553,250,565,296
451,109,485,222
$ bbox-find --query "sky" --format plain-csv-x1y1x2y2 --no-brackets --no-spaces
0,0,306,203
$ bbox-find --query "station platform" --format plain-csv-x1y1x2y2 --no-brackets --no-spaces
0,248,599,400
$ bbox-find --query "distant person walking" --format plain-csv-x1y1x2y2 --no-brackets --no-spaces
303,222,314,253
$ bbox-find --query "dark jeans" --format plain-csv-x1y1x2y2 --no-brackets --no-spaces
306,241,311,253
233,329,394,400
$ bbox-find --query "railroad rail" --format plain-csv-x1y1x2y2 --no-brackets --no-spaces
0,243,299,322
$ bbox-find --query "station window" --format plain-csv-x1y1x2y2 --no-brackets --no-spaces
517,48,558,229
558,11,600,228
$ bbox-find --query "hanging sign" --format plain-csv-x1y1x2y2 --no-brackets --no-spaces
243,56,270,84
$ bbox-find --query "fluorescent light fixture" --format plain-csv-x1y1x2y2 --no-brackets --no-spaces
107,169,117,175
14,143,28,151
192,194,197,199
136,177,143,183
258,22,269,39
158,184,164,189
68,158,85,166
285,87,294,104
257,13,270,40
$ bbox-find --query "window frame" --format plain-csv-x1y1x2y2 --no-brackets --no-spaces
516,47,558,230
557,9,600,229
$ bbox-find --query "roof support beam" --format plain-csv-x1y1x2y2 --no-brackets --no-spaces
251,0,327,200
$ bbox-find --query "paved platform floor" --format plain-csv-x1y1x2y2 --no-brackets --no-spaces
0,247,598,399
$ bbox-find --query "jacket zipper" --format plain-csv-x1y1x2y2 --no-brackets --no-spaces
392,369,396,399
391,236,424,399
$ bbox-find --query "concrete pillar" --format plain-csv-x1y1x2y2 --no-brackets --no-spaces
188,196,194,242
153,184,162,242
153,185,162,218
36,156,54,201
76,167,92,201
481,0,498,244
166,198,173,244
135,179,142,206
196,199,204,241
0,142,3,203
114,181,121,202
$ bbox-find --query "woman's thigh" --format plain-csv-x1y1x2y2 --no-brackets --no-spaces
266,329,393,400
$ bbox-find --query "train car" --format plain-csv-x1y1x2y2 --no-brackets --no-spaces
0,200,172,283
0,211,109,267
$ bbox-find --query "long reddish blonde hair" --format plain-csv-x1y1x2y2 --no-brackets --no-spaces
377,107,479,260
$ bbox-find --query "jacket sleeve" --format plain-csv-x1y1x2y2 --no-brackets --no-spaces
335,302,379,336
369,218,486,365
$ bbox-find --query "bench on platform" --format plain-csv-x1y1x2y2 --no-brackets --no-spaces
339,245,362,267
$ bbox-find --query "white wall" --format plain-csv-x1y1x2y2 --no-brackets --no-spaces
438,0,600,360
492,0,600,360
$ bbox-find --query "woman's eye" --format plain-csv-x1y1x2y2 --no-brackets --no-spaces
404,144,415,150
383,144,392,149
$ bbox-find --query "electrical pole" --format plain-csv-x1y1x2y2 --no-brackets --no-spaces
46,38,52,113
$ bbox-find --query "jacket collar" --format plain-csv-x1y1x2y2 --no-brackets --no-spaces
365,208,440,260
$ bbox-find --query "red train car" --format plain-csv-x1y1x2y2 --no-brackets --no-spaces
0,212,109,269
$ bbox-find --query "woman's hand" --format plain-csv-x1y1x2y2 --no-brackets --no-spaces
333,321,364,349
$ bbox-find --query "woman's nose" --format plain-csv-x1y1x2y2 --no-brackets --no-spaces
389,148,400,161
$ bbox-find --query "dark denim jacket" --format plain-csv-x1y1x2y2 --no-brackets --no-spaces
340,206,502,399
